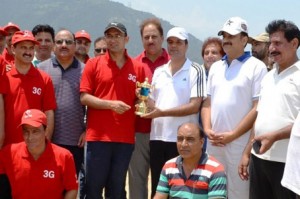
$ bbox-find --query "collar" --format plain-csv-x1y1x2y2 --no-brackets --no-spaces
222,51,251,63
176,151,209,166
273,59,300,74
10,64,38,77
106,49,130,66
52,56,79,70
163,58,191,72
21,140,50,160
141,48,169,62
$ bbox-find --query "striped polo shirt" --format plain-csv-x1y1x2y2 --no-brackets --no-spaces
157,152,227,198
38,57,85,146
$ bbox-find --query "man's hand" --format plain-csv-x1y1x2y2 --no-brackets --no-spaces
5,65,11,72
205,129,225,147
140,106,162,119
253,132,277,154
77,132,86,148
217,131,236,145
110,101,131,114
238,152,251,181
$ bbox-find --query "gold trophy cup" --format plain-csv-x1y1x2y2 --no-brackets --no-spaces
135,78,152,115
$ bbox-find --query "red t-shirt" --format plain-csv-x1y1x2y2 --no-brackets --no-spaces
80,51,147,144
0,141,78,199
134,48,170,133
2,65,57,146
83,54,90,64
2,48,15,66
0,55,6,93
0,55,6,75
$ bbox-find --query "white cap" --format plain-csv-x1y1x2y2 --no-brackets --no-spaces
167,27,189,41
218,17,248,36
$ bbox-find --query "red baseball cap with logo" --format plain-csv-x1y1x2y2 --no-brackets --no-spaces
75,30,91,42
3,22,20,32
19,109,47,127
12,30,39,45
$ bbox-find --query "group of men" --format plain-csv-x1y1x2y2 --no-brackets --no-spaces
0,15,300,199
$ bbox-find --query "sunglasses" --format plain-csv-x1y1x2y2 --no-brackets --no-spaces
55,39,74,45
94,48,107,53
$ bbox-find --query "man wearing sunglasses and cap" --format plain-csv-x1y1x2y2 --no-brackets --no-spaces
0,109,78,199
1,30,56,147
80,22,147,198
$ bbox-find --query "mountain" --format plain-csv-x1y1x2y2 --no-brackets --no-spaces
0,0,203,63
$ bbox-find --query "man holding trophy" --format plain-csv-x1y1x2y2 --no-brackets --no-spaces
80,22,147,198
139,26,207,197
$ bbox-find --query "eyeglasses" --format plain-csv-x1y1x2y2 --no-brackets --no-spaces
55,39,74,45
105,34,124,40
94,48,107,53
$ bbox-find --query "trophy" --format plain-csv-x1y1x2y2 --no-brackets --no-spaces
135,77,152,115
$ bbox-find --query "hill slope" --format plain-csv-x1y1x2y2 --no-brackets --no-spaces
0,0,203,63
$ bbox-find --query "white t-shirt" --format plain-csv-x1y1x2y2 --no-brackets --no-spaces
150,59,206,142
253,61,300,162
281,111,300,195
207,54,267,146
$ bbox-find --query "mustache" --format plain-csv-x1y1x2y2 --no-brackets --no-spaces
59,47,69,50
22,53,32,57
269,51,280,56
223,42,232,46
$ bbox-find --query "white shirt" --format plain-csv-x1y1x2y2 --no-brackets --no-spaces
150,59,206,142
253,61,300,162
281,111,300,195
207,54,267,145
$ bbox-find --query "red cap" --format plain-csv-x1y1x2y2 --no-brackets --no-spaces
0,27,8,36
12,30,39,45
75,30,91,42
3,22,20,32
20,109,47,127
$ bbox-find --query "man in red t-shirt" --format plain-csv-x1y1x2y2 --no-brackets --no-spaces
0,55,6,149
80,22,146,198
0,109,78,199
0,27,8,54
2,22,20,67
1,30,56,146
75,30,91,64
128,18,170,199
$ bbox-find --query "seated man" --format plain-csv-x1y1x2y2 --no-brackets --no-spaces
154,122,227,199
0,109,78,199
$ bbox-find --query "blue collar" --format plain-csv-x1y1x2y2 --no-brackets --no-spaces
222,51,251,63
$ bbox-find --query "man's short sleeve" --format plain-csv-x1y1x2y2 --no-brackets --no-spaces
156,163,171,194
62,151,78,191
80,58,97,94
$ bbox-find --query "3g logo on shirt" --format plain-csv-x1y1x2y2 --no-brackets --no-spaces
32,87,42,95
43,170,55,178
128,74,136,83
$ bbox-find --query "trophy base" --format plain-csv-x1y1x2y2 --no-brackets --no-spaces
135,111,145,116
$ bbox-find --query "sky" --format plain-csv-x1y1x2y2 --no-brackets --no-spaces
112,0,300,41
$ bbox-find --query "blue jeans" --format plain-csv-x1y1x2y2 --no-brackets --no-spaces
85,141,134,199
